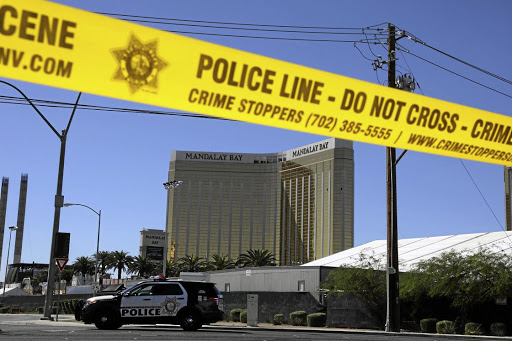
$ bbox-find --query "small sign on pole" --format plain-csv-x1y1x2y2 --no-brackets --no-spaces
55,258,68,272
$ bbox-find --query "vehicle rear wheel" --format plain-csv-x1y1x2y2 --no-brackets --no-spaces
179,311,202,331
94,309,121,330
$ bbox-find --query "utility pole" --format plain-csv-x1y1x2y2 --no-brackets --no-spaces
505,167,512,231
385,23,400,333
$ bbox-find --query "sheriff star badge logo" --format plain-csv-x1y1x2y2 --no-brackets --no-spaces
112,34,168,94
160,296,180,315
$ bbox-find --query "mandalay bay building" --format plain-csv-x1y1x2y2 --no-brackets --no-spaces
165,137,354,266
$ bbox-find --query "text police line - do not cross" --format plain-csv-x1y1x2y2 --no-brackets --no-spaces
1,0,512,165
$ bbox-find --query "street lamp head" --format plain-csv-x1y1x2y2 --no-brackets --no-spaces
8,226,18,231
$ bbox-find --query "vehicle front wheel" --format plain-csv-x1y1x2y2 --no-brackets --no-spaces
94,309,121,330
179,311,202,331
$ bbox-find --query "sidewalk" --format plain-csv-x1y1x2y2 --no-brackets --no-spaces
210,321,512,339
1,314,511,340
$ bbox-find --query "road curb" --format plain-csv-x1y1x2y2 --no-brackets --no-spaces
2,314,512,340
205,323,512,340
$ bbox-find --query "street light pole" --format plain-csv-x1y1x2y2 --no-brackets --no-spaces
2,226,18,297
0,80,82,320
63,203,101,284
163,180,183,277
95,210,101,283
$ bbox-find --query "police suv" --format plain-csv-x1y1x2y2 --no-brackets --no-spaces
79,278,224,331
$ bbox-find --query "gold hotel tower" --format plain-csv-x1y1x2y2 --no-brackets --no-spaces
166,137,354,265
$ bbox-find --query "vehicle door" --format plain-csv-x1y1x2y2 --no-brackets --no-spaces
120,283,159,320
152,283,187,317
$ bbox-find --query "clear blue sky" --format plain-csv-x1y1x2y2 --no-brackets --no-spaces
1,0,511,279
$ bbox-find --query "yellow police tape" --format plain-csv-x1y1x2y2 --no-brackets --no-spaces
1,0,512,165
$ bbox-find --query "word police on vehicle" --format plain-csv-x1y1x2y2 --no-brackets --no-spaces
77,277,224,331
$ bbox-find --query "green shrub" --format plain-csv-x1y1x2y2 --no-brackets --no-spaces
436,320,455,334
465,322,485,335
290,311,307,326
240,310,247,323
0,307,9,314
67,300,78,314
490,322,506,336
273,313,284,325
64,300,72,314
230,308,243,322
420,318,438,333
307,313,326,327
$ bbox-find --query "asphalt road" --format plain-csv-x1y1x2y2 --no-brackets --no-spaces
0,315,510,341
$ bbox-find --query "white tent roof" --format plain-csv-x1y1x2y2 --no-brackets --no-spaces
302,231,512,271
0,287,30,297
66,285,93,295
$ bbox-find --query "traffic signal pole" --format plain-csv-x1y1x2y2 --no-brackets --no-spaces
385,23,400,333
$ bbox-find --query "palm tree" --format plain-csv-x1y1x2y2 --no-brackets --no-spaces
128,256,156,278
237,249,276,267
94,251,114,278
178,255,208,272
208,254,236,270
73,256,95,283
164,260,180,277
110,250,134,279
60,268,74,283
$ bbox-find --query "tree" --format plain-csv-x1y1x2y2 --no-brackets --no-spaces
60,268,74,283
94,251,114,277
110,250,134,279
73,256,95,283
208,254,236,270
237,249,276,267
164,260,181,277
128,256,156,278
401,248,512,320
31,270,48,294
320,252,386,323
178,255,208,272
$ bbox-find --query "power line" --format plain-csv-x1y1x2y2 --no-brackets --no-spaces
99,12,387,31
95,12,387,43
362,31,382,58
75,13,512,93
397,47,512,100
162,29,383,43
115,17,388,36
0,95,230,121
353,42,374,62
356,31,508,242
396,27,512,86
459,159,507,233
396,48,425,96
